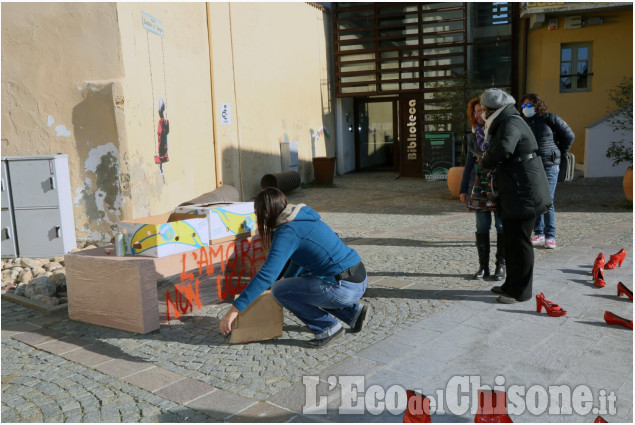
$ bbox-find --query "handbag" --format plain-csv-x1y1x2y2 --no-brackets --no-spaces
468,164,497,212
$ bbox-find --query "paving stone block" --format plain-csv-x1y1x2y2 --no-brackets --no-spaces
94,356,155,379
10,328,65,346
227,402,297,422
122,367,185,393
389,326,443,344
385,352,450,381
1,321,41,338
364,367,427,392
185,388,255,420
316,356,383,383
354,339,416,364
154,377,216,404
267,379,342,414
36,336,92,355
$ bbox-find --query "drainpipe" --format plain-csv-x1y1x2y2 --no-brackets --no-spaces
206,2,222,188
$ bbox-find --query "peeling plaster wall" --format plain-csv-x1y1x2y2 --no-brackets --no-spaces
2,2,332,243
209,3,336,200
2,2,217,243
116,3,216,217
1,3,126,242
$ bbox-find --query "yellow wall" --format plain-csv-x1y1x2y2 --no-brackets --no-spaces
1,2,125,241
116,3,216,219
2,2,335,243
1,2,217,242
525,10,633,164
208,2,335,200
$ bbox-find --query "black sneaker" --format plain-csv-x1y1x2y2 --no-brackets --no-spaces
305,327,344,348
350,304,369,333
490,286,505,294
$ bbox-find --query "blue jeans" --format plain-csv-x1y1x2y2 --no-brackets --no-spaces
270,275,367,339
475,209,503,234
534,165,559,239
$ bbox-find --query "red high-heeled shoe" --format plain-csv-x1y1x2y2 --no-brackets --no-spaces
592,253,605,274
593,266,606,288
604,311,633,330
536,293,567,317
403,390,431,423
605,249,626,269
594,415,608,423
474,390,513,423
617,282,633,301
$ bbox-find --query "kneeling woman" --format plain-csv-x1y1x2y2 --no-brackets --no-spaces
219,187,369,347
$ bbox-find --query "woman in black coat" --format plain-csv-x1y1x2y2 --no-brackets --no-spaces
478,89,552,304
519,93,575,249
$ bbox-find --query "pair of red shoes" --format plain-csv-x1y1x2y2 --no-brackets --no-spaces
403,390,513,423
604,282,633,330
404,391,613,423
593,249,627,287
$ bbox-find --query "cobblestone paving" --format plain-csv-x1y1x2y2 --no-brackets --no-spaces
2,172,632,422
1,337,211,423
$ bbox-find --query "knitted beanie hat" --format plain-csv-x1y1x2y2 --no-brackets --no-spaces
480,89,515,110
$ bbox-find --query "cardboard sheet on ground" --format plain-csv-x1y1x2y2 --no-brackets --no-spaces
229,290,283,344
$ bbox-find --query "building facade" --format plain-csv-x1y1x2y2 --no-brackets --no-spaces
2,2,335,243
1,2,632,245
518,2,633,176
331,2,516,178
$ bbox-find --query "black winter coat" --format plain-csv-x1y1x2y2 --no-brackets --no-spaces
523,112,575,167
480,105,552,220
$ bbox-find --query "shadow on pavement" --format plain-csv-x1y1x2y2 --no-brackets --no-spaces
560,268,592,276
343,238,473,248
496,309,541,316
585,294,632,302
368,271,470,279
575,320,631,330
364,287,498,304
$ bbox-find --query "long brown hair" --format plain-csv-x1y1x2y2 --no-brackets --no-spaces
467,97,481,128
254,187,288,250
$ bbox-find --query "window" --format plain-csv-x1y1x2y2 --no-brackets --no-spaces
477,2,510,26
560,43,592,92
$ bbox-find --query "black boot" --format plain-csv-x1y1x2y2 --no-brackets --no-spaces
473,233,490,280
494,236,506,281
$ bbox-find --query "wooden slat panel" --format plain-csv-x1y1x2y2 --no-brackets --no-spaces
334,2,468,97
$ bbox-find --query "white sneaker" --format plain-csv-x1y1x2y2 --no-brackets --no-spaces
531,235,545,246
545,238,556,249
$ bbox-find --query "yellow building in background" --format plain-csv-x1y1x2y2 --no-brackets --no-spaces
518,2,633,174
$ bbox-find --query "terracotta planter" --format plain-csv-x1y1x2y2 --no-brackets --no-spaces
312,157,336,185
447,166,464,199
623,167,633,201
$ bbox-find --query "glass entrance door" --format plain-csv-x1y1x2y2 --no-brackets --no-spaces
355,99,398,171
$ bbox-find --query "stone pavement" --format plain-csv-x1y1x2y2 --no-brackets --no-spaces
2,172,632,422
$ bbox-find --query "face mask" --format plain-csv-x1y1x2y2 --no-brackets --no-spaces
522,107,536,118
